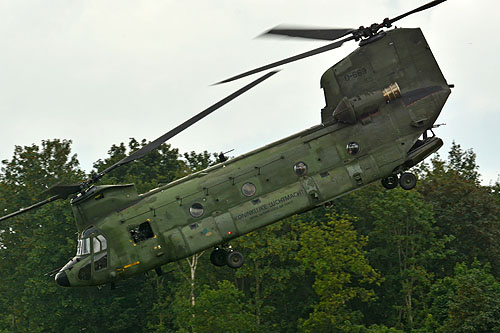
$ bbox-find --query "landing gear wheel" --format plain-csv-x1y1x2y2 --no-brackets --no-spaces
226,251,244,269
210,249,228,267
381,174,399,189
399,172,417,190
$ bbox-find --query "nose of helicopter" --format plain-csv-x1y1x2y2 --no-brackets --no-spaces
55,270,70,287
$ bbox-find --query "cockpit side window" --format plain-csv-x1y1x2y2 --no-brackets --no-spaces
93,235,107,253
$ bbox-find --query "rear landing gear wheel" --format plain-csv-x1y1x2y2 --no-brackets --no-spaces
226,251,244,269
381,174,399,189
399,172,417,190
210,248,228,267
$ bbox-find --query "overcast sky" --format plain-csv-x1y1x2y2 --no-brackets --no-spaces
1,0,499,185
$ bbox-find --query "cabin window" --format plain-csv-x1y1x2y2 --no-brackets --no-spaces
189,203,204,218
294,161,308,176
346,142,360,155
130,221,155,244
241,182,257,197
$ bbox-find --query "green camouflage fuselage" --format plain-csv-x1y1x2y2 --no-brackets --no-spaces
60,28,451,287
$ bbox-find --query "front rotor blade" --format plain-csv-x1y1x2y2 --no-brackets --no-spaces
0,194,63,222
215,35,355,85
95,70,279,180
388,0,447,25
263,26,354,41
45,183,82,199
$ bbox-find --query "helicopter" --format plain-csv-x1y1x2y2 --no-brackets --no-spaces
0,0,452,288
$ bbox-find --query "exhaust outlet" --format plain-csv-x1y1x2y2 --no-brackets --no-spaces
382,83,401,103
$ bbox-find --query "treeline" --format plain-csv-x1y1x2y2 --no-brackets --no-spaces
0,139,499,332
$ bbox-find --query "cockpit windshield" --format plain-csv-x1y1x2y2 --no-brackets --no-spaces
76,227,107,256
77,238,91,256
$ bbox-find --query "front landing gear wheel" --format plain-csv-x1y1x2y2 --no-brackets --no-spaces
399,172,417,190
381,174,399,189
226,251,244,269
210,248,228,267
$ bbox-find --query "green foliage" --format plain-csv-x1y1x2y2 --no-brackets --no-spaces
350,324,404,332
190,280,256,332
364,188,452,329
418,143,500,276
296,214,381,332
183,150,218,173
329,184,454,330
234,219,305,332
446,142,481,184
426,261,500,332
1,139,83,192
0,140,85,331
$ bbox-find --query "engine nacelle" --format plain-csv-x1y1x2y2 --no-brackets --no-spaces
332,83,401,124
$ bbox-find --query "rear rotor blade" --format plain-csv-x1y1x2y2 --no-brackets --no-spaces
0,194,63,222
262,26,355,41
215,35,355,85
387,0,447,25
94,70,280,181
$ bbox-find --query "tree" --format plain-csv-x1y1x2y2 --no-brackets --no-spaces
0,140,84,331
362,188,452,330
189,280,256,333
295,213,381,332
234,218,307,332
426,261,500,332
418,144,500,276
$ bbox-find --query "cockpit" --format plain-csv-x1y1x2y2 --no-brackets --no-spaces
76,230,107,256
55,226,109,287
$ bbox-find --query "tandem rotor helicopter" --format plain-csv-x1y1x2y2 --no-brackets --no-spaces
1,0,452,288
